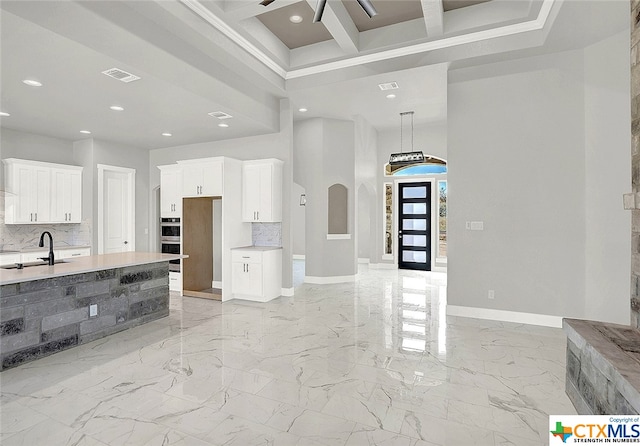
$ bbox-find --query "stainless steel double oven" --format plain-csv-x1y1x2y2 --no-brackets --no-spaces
160,217,181,272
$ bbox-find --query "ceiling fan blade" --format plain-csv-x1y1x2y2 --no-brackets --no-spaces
260,0,275,6
356,0,377,18
312,0,327,22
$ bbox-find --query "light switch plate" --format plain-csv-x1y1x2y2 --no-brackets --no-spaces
624,193,636,210
470,221,484,231
89,304,98,318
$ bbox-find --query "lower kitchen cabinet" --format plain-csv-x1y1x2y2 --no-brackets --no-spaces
231,247,282,302
169,272,182,292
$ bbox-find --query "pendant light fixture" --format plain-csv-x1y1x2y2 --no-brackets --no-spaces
389,111,425,165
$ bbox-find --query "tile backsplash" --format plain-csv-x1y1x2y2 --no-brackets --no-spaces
0,193,91,251
252,223,282,247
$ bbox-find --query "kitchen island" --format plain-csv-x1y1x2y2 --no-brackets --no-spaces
0,252,183,370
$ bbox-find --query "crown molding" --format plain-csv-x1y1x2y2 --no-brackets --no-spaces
181,0,555,81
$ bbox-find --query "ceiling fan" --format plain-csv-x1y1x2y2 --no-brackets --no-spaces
259,0,378,23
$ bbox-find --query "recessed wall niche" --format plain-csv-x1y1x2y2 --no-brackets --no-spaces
328,183,348,234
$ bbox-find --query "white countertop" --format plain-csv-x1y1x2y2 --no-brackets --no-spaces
0,252,185,285
231,246,283,251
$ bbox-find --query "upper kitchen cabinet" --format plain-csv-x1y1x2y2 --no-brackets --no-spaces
51,167,82,223
179,158,223,197
158,165,183,218
242,159,283,222
3,159,82,224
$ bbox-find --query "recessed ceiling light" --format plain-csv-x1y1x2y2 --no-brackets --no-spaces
110,105,124,111
289,15,303,23
386,94,396,99
162,132,172,137
23,79,42,87
298,108,308,112
218,123,229,128
79,130,91,134
0,112,10,117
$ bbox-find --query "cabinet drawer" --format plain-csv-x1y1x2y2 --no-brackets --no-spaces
58,248,91,259
0,253,21,266
231,250,262,264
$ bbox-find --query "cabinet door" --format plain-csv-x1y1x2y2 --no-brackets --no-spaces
201,161,223,196
182,165,202,197
256,164,274,221
68,170,82,223
14,164,36,223
161,168,182,217
232,261,263,297
242,164,262,221
33,166,51,223
51,169,82,223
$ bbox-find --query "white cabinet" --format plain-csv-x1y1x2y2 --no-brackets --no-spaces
51,167,82,223
159,165,182,218
242,159,282,222
169,271,182,292
179,159,223,197
231,247,282,302
57,247,91,259
20,250,50,263
3,159,83,225
0,252,21,266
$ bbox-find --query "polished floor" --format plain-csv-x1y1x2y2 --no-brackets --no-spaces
0,266,575,445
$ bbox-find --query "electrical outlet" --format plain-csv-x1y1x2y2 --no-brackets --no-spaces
466,221,471,230
488,290,495,300
89,304,98,318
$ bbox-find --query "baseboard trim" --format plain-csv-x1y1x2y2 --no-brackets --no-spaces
358,258,370,264
446,305,563,328
212,281,223,289
304,275,357,284
281,287,294,297
292,255,305,260
369,263,397,269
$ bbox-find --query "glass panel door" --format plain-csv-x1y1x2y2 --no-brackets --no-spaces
398,182,431,271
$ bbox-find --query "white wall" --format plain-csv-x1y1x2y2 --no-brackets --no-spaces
294,118,357,279
292,182,306,256
355,116,379,264
583,29,631,324
1,128,76,185
447,40,630,323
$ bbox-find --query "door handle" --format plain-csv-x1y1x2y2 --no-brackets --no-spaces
30,213,33,222
69,213,71,221
35,213,37,222
257,211,259,220
65,213,67,221
124,241,128,245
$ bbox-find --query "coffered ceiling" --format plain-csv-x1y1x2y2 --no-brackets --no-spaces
0,0,628,150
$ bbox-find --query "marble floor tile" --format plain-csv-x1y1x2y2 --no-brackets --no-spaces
0,265,577,445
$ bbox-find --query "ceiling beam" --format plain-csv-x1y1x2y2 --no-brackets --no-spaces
306,0,359,54
224,0,299,21
421,0,444,37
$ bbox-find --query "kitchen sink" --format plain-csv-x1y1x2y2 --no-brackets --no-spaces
1,259,69,270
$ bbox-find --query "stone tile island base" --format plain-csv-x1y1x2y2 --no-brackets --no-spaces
563,318,640,414
0,262,169,371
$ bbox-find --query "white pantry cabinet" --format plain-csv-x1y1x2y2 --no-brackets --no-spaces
159,165,183,218
242,159,283,222
231,247,282,302
179,158,223,197
3,159,82,225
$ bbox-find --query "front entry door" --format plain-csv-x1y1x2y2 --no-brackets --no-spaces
398,182,431,271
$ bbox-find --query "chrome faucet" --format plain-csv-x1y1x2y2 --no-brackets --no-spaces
38,231,55,265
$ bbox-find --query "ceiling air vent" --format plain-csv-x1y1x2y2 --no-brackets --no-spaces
378,82,399,91
208,111,233,120
101,68,141,83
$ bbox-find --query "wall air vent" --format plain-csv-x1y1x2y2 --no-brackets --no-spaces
378,82,399,91
101,68,141,83
208,111,233,120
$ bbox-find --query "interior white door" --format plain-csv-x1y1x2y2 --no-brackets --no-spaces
104,170,132,253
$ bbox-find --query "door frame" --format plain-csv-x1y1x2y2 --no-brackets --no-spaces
393,178,436,269
97,164,136,254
